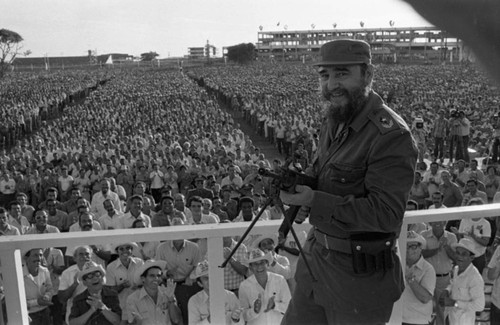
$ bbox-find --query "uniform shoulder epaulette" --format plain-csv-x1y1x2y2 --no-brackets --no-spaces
368,106,405,135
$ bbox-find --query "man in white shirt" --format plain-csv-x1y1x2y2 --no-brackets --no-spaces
403,231,436,325
239,249,291,325
118,194,152,229
58,246,93,324
439,238,484,324
57,166,73,201
428,191,447,209
98,199,124,230
188,260,243,325
90,179,121,217
149,163,165,203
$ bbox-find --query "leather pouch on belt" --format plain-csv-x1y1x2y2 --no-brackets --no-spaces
350,233,395,275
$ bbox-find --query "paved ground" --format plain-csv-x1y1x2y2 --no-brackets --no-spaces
227,109,284,163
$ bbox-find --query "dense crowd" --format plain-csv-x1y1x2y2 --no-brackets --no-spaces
0,61,500,324
0,71,112,149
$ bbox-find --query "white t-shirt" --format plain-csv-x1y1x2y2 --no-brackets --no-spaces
58,264,85,324
458,218,491,256
58,175,74,192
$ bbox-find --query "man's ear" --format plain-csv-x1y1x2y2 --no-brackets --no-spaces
364,64,374,85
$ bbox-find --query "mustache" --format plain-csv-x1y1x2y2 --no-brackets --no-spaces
321,88,347,102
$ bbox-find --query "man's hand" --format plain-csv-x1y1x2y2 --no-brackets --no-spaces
438,236,448,248
223,247,233,260
37,295,53,307
163,278,177,299
119,280,131,292
280,185,314,207
231,308,243,322
253,294,262,314
131,311,144,325
295,206,311,223
86,294,106,311
264,295,275,312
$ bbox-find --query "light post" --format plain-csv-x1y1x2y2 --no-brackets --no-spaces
258,25,263,60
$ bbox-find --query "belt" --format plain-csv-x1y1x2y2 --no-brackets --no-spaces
436,273,450,277
313,228,352,254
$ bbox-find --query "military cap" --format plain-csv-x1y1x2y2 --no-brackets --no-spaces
314,39,371,66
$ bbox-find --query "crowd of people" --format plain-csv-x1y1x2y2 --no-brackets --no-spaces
0,70,112,150
0,59,499,324
194,62,500,166
0,68,300,325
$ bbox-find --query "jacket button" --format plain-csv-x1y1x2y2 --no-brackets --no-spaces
356,245,361,251
341,178,346,183
386,241,391,246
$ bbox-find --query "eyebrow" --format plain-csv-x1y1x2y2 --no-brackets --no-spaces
319,66,351,73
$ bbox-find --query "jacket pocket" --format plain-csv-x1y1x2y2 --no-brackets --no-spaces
327,163,366,196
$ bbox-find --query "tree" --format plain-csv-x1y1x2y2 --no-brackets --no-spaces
140,51,159,61
0,28,25,79
226,43,255,64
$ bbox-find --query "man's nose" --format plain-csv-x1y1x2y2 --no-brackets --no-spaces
327,75,338,91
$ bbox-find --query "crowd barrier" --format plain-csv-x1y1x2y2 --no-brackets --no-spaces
0,204,499,324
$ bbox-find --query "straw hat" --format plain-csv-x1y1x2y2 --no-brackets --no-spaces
78,261,106,282
133,260,167,285
110,241,139,253
452,238,478,256
242,249,273,267
251,234,279,250
407,231,426,247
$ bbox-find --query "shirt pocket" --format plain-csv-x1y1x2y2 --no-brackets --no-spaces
326,163,366,196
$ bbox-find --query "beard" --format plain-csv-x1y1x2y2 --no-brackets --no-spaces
321,84,370,123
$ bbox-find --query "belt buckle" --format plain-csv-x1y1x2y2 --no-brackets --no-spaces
323,233,329,250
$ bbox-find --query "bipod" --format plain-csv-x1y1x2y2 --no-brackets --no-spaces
219,196,316,282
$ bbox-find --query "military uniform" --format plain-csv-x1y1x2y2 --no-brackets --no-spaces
284,91,417,324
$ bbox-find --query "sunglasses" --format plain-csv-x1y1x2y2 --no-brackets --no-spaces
118,246,134,251
83,271,102,281
407,244,421,250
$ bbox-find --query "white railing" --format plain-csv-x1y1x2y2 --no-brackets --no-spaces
0,204,499,325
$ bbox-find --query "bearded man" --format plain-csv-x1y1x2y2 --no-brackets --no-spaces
280,39,418,324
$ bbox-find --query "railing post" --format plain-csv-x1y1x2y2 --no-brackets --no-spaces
207,236,225,324
387,229,408,324
0,248,29,324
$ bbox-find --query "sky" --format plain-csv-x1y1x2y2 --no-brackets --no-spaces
1,0,432,59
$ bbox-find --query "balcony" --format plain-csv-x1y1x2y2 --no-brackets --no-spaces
1,204,499,324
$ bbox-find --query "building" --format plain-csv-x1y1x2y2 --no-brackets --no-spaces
255,26,465,63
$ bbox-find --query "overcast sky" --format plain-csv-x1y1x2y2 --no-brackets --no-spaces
1,0,431,58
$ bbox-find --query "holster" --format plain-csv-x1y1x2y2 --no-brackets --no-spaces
350,232,396,275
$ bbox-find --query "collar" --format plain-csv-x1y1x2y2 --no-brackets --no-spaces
128,211,144,219
198,290,209,302
22,264,31,277
113,256,137,269
349,91,382,133
170,239,186,250
139,286,161,301
413,256,426,270
457,263,475,277
35,225,47,233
